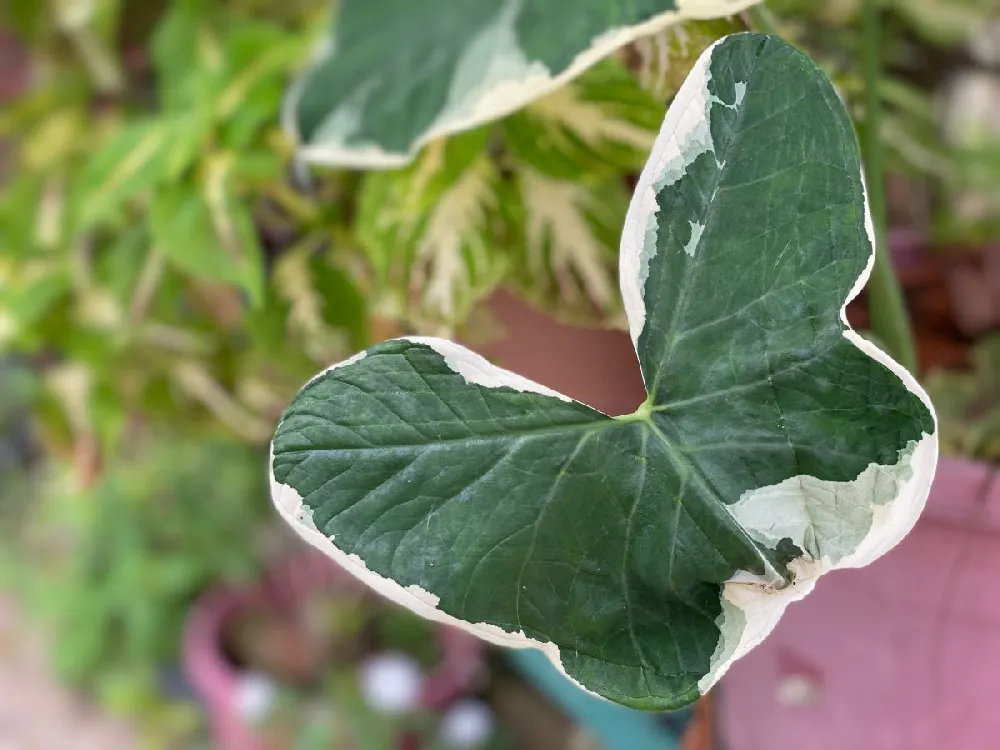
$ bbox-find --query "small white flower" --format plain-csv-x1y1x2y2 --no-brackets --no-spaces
439,699,495,748
358,651,424,714
236,671,278,723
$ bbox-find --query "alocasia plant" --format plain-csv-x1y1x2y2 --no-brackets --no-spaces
287,0,764,167
271,34,938,708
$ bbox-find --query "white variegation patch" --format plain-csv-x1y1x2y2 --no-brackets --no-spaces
290,0,762,168
699,431,936,693
834,163,939,572
403,336,575,403
682,220,705,257
303,340,578,404
700,558,822,692
620,37,723,348
728,442,919,566
412,154,497,321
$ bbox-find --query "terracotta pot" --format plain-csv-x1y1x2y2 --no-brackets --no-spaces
681,694,715,750
183,552,484,750
473,290,646,416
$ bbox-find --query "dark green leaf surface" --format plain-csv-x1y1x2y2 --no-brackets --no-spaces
272,35,937,708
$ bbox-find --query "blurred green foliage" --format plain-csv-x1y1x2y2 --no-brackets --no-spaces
0,0,694,464
1,434,270,746
0,2,355,744
926,335,1000,461
773,0,1000,242
0,0,367,464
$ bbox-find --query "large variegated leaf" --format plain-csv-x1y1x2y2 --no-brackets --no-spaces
287,0,763,167
271,34,938,708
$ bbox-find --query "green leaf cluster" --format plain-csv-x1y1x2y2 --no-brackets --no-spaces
0,1,367,458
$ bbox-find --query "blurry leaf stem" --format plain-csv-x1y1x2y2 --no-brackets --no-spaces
745,4,781,36
861,0,918,373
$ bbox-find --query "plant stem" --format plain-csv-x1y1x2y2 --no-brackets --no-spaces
746,4,781,36
861,0,918,373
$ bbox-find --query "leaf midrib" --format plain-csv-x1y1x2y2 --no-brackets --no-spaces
644,414,787,583
290,398,781,580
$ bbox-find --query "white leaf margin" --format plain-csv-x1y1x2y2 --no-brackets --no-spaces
285,0,763,169
620,35,722,347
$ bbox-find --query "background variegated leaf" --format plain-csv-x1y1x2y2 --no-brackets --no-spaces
272,34,937,709
288,0,763,167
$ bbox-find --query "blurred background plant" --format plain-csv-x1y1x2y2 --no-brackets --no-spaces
1,0,1000,747
926,335,1000,461
0,434,271,746
770,0,1000,244
0,0,368,475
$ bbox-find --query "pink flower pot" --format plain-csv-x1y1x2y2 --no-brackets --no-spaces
721,456,1000,750
183,552,485,750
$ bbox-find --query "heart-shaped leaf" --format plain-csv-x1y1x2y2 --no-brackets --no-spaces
287,0,763,168
271,34,938,708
